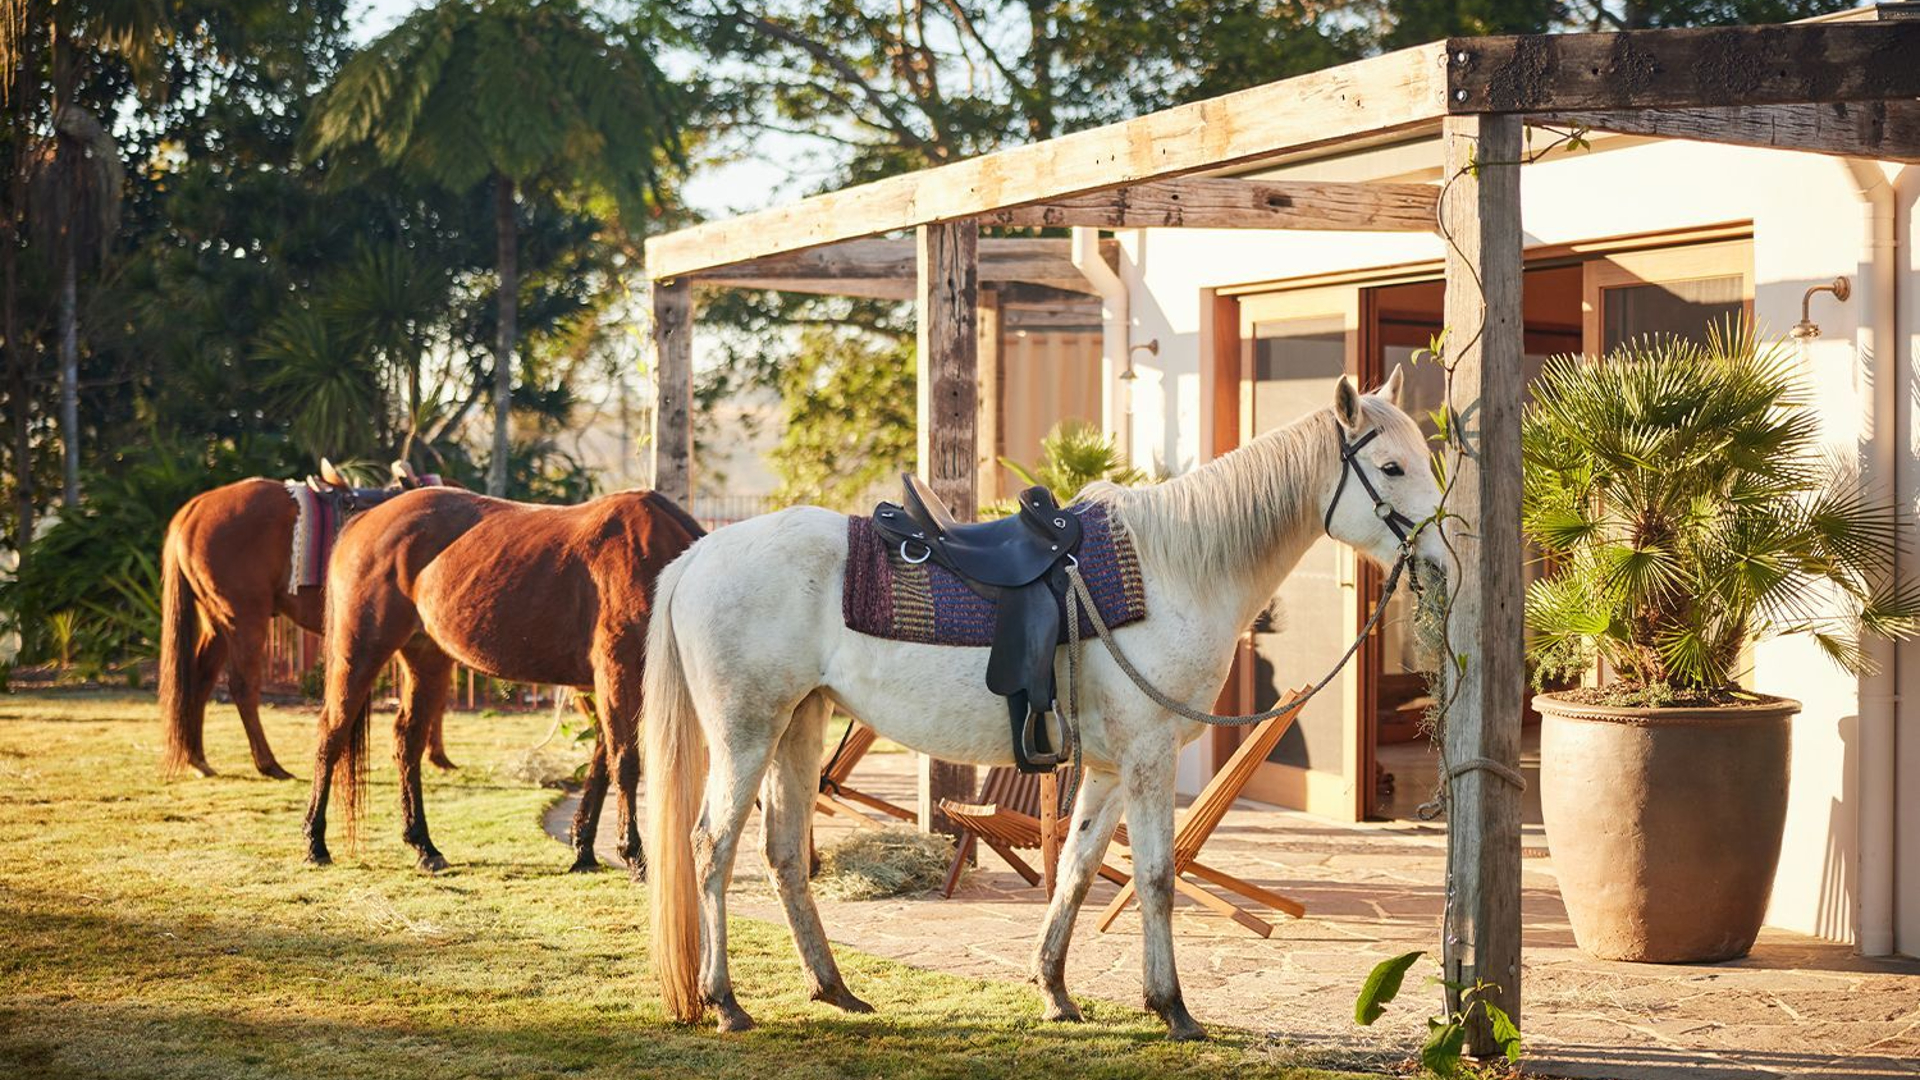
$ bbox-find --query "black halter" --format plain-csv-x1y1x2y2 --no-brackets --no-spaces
1325,427,1418,544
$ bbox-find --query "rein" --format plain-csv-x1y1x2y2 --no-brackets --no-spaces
1053,424,1427,772
1057,545,1418,776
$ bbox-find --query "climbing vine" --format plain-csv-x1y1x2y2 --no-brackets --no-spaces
1360,122,1591,1073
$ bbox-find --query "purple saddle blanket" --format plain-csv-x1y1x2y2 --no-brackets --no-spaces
842,502,1148,647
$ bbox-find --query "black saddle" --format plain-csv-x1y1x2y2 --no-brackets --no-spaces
873,474,1084,773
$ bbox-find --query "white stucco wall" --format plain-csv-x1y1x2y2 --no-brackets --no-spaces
1129,135,1904,948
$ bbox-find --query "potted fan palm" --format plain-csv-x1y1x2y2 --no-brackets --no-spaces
1523,324,1917,963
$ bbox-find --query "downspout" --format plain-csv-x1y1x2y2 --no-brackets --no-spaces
1072,227,1128,456
1896,162,1920,959
1846,157,1898,958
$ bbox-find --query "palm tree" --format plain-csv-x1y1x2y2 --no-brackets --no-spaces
4,0,167,512
301,0,680,495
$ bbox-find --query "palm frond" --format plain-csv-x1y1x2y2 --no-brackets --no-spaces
1523,319,1911,691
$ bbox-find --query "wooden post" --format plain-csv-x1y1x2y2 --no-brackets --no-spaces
651,279,693,507
1039,771,1061,896
915,220,980,838
1439,112,1525,1056
977,289,1003,506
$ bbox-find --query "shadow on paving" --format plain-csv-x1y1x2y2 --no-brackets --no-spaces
1534,1042,1920,1080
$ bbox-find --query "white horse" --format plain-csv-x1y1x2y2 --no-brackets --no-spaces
642,370,1443,1039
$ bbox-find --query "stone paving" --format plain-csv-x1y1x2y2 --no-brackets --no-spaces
551,748,1920,1080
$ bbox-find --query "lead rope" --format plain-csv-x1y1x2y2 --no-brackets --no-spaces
1058,552,1526,799
1056,543,1419,778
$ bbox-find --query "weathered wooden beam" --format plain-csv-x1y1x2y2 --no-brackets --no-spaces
647,43,1448,279
649,279,693,506
1534,101,1920,164
915,220,980,837
693,277,917,301
983,179,1439,231
1449,23,1920,113
1439,113,1525,1057
694,238,1099,296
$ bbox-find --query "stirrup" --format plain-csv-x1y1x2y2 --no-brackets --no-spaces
1017,709,1067,773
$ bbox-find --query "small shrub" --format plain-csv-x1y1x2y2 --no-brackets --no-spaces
815,827,954,900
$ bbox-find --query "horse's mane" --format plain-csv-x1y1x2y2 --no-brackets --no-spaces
1083,401,1370,588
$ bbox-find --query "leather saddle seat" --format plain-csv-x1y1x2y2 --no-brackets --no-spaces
873,474,1085,773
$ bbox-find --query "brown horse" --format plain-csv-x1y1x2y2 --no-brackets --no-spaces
158,461,452,779
301,486,705,875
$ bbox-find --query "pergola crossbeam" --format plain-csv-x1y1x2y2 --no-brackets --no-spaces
1448,23,1920,113
645,43,1450,280
691,237,1104,298
1534,101,1920,163
981,179,1440,232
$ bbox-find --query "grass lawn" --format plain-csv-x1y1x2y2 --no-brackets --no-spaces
0,689,1382,1080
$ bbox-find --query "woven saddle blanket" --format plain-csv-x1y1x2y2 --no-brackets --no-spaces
842,502,1149,647
283,482,343,593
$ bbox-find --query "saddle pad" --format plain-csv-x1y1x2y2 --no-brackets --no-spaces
283,482,342,593
843,502,1148,647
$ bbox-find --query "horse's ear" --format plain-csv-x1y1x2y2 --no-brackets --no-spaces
1333,376,1364,432
319,458,345,487
391,460,415,482
1377,365,1404,406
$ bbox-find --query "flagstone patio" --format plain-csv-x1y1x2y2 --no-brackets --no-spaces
554,747,1920,1080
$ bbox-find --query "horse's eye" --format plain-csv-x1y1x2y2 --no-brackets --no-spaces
1381,461,1404,477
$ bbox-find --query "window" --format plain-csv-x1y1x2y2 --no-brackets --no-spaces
1584,240,1753,355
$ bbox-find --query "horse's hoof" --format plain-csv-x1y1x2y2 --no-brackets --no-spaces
1041,999,1084,1023
626,860,647,885
812,983,874,1014
189,758,217,778
713,1003,756,1033
568,853,602,874
1152,996,1207,1041
428,754,458,772
418,853,449,874
306,848,332,867
257,763,295,781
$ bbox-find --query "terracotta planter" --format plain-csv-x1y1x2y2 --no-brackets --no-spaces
1534,692,1799,963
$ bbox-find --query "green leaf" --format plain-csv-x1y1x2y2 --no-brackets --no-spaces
1353,950,1423,1026
1421,1018,1468,1078
1486,1002,1524,1063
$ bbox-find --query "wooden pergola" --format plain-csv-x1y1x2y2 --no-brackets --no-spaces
643,12,1920,1051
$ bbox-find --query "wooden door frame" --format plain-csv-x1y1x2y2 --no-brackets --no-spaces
1207,285,1368,819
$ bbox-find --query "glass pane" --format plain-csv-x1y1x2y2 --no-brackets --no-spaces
1601,275,1743,354
1248,316,1346,773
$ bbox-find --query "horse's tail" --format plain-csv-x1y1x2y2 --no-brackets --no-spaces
645,550,705,1024
333,695,374,850
323,581,374,849
158,525,204,777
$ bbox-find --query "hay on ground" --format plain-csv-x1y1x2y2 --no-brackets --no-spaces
815,826,955,900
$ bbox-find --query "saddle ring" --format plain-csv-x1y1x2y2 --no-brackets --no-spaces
1065,553,1079,568
900,540,932,565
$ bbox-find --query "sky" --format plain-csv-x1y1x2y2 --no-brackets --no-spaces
346,0,810,220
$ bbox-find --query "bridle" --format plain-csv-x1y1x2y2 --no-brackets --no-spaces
1324,426,1418,544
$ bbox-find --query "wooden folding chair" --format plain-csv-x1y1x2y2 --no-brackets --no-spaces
815,717,917,827
1098,686,1310,938
938,766,1130,897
